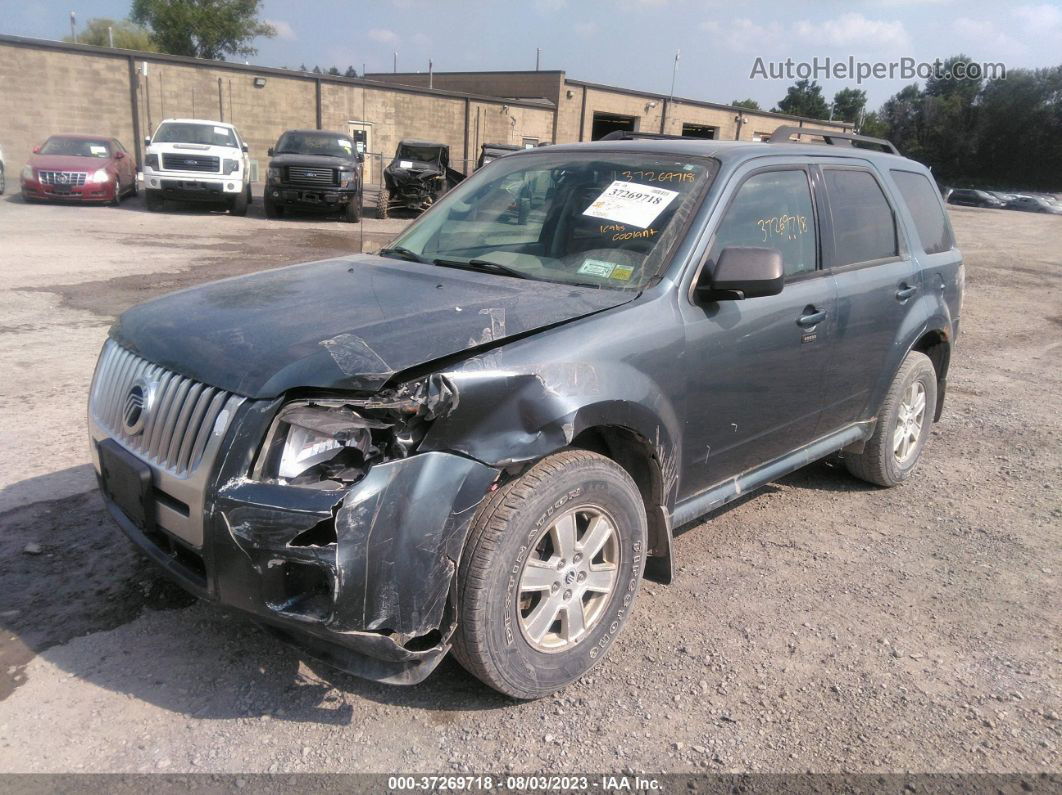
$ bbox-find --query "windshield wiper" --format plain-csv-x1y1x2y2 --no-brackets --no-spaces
378,246,427,263
432,258,534,280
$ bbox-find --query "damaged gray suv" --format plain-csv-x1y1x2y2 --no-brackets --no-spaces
89,128,963,699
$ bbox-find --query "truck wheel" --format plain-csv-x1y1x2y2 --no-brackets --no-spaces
145,189,164,212
344,196,361,223
451,450,647,699
0,165,5,195
376,189,389,219
264,193,282,219
229,187,249,216
845,351,937,488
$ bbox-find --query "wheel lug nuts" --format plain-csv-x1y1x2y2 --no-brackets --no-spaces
577,571,587,582
573,553,582,563
563,589,572,600
556,559,566,569
551,583,560,593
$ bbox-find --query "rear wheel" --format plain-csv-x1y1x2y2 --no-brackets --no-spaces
0,165,6,195
845,351,937,487
376,188,389,219
145,189,164,212
451,450,647,699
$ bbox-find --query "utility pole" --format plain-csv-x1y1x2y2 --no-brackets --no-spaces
429,58,433,89
69,11,77,43
393,51,397,73
663,50,679,134
536,48,541,71
108,26,114,48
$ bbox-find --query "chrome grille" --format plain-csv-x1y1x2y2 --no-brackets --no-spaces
38,170,87,186
286,166,337,185
161,154,220,173
89,340,242,476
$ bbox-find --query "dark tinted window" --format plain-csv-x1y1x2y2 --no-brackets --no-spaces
891,170,954,254
824,169,898,266
710,170,817,277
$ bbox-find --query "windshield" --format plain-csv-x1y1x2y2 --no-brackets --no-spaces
153,122,239,148
387,151,716,290
396,144,443,163
40,137,111,158
276,131,355,157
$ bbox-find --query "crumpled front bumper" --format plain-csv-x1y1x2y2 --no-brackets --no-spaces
101,400,499,684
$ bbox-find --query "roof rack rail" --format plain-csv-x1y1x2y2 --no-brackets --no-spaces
768,126,900,155
599,131,688,141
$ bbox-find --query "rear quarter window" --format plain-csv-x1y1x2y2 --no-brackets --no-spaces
891,170,955,255
823,168,898,267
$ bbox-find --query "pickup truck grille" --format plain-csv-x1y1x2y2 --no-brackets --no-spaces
89,340,242,476
286,166,338,186
38,170,88,186
161,154,220,173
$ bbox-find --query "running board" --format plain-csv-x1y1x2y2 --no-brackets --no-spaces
669,422,872,529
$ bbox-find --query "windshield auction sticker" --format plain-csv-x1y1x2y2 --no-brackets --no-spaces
583,180,679,228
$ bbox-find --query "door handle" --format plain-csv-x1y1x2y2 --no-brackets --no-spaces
896,283,919,301
797,309,826,328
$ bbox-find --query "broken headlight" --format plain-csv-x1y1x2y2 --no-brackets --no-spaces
255,375,458,488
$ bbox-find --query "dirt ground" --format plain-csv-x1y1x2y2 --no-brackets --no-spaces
0,191,1058,774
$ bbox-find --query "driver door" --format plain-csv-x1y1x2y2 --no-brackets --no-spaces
678,164,836,498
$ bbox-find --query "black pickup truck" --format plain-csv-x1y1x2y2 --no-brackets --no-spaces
265,130,363,222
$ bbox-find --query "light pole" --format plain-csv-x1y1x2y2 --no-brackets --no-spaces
536,48,541,71
69,11,77,44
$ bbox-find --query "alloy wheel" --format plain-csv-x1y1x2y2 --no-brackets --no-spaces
894,381,927,464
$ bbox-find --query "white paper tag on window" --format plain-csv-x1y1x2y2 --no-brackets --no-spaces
89,145,108,156
577,259,616,278
213,126,229,136
583,180,679,228
399,160,413,169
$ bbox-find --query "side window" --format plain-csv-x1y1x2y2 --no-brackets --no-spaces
709,170,816,277
823,168,898,266
890,170,954,254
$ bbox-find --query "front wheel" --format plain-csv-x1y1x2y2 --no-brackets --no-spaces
344,195,361,223
0,165,5,195
451,450,647,699
263,193,282,219
144,189,164,212
229,186,249,216
845,351,938,487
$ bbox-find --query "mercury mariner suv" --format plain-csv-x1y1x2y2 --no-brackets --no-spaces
142,118,252,215
89,128,963,699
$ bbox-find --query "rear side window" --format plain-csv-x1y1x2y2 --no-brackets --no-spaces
891,170,954,254
823,169,898,266
710,170,817,277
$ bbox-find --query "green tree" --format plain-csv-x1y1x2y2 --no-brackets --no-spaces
831,88,867,124
775,79,830,120
858,110,888,139
879,83,927,162
327,66,341,76
64,17,158,51
130,0,275,60
731,98,760,110
344,65,358,78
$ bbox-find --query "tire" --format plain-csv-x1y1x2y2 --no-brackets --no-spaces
229,186,249,216
376,188,389,219
145,189,164,212
264,193,282,219
0,165,5,195
344,195,361,223
451,450,648,699
845,351,938,487
110,178,122,206
130,174,139,197
245,183,253,205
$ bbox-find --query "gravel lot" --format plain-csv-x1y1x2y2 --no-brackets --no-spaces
0,191,1058,774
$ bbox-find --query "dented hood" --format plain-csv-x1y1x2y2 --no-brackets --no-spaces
112,255,632,398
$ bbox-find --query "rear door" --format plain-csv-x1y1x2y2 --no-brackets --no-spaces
680,162,836,496
813,162,920,434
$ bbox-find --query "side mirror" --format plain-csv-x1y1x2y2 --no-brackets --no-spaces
241,143,249,153
696,247,784,301
144,137,151,148
32,145,41,154
267,147,274,157
114,150,125,160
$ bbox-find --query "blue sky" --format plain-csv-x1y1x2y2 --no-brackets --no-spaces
5,0,1061,109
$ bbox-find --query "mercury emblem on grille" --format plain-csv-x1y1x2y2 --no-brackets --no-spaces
122,376,157,436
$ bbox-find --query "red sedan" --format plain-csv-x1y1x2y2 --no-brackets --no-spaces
20,134,138,204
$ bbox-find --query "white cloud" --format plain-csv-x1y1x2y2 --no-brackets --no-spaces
265,19,295,41
721,18,783,52
574,21,599,36
952,16,1027,61
1014,3,1062,32
796,13,910,50
368,28,400,45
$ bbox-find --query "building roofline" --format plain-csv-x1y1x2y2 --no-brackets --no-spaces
0,34,555,110
367,69,566,78
564,77,849,129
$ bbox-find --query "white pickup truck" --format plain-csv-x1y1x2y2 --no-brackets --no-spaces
142,118,252,215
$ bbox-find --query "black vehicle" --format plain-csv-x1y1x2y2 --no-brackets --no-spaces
89,129,963,699
477,142,521,170
379,140,465,217
946,188,1005,208
264,130,363,222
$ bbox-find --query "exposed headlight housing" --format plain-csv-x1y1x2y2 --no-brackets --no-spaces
145,154,159,170
21,165,34,181
267,166,281,183
339,169,356,187
224,158,240,175
90,168,111,184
